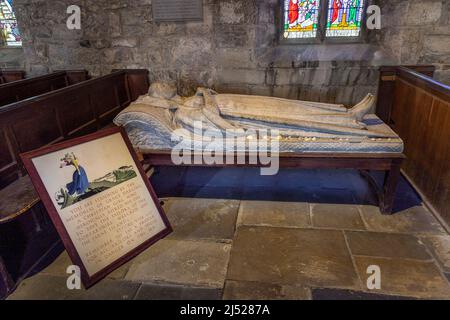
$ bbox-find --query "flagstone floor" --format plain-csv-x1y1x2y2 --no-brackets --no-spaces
7,168,450,300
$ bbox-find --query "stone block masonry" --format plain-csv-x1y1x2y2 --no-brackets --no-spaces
10,0,450,105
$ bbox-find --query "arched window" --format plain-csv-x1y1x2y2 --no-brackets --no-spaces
0,0,21,46
282,0,367,43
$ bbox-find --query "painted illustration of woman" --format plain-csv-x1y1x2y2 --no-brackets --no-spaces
60,153,89,196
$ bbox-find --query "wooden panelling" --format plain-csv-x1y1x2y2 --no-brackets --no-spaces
62,70,90,85
12,109,62,152
113,69,150,101
390,67,450,225
0,70,89,108
0,70,25,84
0,69,149,189
59,94,95,135
376,65,436,124
0,69,148,298
92,80,122,116
0,130,12,169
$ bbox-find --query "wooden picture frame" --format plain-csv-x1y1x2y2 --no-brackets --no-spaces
20,126,172,288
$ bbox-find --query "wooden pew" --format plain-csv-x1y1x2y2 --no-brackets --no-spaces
0,69,149,188
0,69,149,299
377,66,450,228
0,175,62,299
0,70,25,84
376,65,436,124
0,70,90,107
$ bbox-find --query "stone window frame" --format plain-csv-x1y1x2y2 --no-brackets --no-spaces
278,0,371,45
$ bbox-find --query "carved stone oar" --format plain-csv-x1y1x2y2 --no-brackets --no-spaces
222,112,395,138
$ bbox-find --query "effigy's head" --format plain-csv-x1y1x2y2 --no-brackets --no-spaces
148,82,177,100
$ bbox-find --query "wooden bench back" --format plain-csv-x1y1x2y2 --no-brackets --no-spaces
0,69,149,189
0,70,25,84
376,65,436,124
378,66,450,225
392,67,450,223
0,70,89,107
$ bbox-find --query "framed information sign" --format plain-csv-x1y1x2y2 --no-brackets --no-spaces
21,127,172,288
153,0,203,22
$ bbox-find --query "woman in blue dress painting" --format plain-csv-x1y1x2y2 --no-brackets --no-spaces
60,153,89,196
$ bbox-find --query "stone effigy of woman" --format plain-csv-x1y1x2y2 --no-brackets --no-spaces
125,82,394,140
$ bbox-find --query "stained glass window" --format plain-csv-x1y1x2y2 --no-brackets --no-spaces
283,0,320,39
326,0,365,37
0,0,21,46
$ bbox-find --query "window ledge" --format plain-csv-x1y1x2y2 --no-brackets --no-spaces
0,46,23,50
255,43,395,65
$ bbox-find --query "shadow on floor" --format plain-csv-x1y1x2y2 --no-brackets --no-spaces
311,288,417,300
151,167,422,214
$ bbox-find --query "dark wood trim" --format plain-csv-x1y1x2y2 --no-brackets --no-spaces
142,150,404,215
387,66,450,226
0,255,14,299
0,70,25,83
376,65,437,124
0,70,90,108
380,158,403,214
378,65,436,77
55,70,91,85
0,71,123,115
396,67,450,103
0,71,63,87
112,69,150,101
0,69,149,189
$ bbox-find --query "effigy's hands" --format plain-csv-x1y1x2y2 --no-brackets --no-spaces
196,87,236,130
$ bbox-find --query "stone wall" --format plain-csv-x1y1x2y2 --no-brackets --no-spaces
0,47,25,69
10,0,450,105
377,0,450,85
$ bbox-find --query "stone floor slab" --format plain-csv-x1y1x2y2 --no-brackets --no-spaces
165,198,239,241
160,197,174,213
223,280,311,300
134,283,222,300
420,235,450,273
125,239,231,288
307,188,356,205
311,204,365,230
237,201,310,228
353,256,450,299
227,226,359,289
40,251,130,280
180,186,243,200
7,275,139,300
360,205,446,235
345,231,431,260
